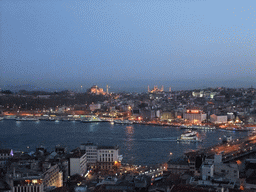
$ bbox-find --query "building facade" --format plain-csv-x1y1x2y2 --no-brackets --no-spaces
0,149,13,167
69,152,87,176
97,146,120,170
210,114,228,124
183,110,207,123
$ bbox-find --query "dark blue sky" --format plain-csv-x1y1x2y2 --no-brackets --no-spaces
1,0,256,92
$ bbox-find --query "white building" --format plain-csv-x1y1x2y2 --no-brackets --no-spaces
97,146,120,170
210,114,228,124
69,152,87,176
81,142,98,169
183,110,207,123
79,143,122,170
201,163,214,181
43,164,63,191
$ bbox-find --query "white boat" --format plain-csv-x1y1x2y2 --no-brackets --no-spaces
180,125,215,130
16,117,39,121
81,116,104,123
114,120,133,125
177,131,202,142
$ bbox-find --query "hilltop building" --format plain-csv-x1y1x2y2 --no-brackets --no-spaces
148,85,164,93
88,85,106,95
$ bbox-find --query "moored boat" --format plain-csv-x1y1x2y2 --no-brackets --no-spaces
81,116,105,123
114,119,133,125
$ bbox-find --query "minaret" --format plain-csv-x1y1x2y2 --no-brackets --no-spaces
169,87,171,92
106,85,109,94
161,85,164,92
148,85,150,92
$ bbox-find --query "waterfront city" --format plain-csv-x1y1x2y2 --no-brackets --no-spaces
1,85,256,191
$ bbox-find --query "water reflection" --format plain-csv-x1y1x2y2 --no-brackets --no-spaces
89,123,99,132
125,126,134,151
16,121,21,127
124,125,135,164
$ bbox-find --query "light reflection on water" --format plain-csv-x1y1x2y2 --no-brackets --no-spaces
125,126,134,151
89,123,99,132
0,120,249,165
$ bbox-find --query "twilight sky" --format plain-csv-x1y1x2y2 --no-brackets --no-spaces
1,0,256,91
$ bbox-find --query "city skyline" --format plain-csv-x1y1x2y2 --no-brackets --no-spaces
1,0,256,91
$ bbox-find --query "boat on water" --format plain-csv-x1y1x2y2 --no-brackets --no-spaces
81,116,105,123
177,131,202,142
114,119,133,125
16,117,39,121
180,125,215,130
222,135,232,143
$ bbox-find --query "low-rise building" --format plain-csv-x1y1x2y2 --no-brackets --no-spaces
161,111,175,121
210,114,228,124
201,162,214,181
0,149,13,167
214,163,239,182
167,157,189,174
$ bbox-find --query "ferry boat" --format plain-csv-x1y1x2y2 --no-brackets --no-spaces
180,125,215,130
114,119,133,125
177,131,202,142
16,116,39,121
81,116,105,123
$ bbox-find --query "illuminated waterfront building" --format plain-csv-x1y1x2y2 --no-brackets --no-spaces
210,114,228,124
183,109,207,123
